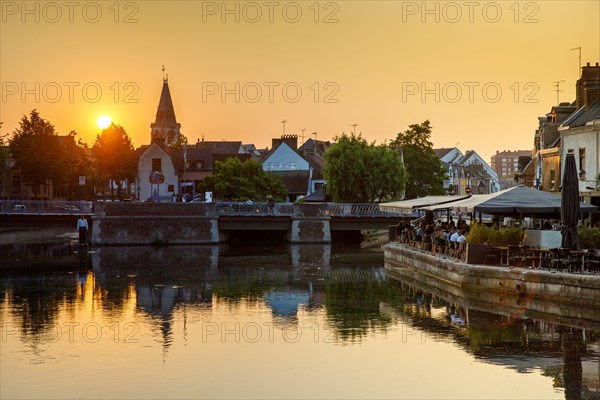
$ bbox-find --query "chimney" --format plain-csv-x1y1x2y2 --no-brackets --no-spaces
576,61,600,109
280,134,298,150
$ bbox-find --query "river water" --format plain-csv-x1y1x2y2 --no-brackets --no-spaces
0,228,598,399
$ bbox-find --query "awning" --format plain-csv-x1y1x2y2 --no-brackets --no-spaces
379,195,471,213
420,185,598,215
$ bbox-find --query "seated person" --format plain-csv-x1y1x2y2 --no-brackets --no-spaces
423,223,435,250
456,229,467,259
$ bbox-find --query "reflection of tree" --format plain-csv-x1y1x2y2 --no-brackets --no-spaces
324,280,404,341
561,329,584,400
0,242,77,270
5,277,77,337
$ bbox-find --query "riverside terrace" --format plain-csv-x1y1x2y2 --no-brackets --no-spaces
0,201,412,245
392,228,600,274
385,229,600,308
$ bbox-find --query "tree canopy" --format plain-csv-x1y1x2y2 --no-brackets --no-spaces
322,133,406,202
92,123,137,200
198,157,288,201
9,110,65,197
390,120,446,199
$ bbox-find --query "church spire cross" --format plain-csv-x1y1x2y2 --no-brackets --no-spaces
162,65,167,83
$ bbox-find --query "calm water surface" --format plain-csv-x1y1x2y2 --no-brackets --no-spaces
0,228,598,399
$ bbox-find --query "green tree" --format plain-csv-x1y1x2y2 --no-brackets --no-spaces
170,133,188,149
9,110,63,198
92,123,137,201
198,158,287,201
390,120,446,199
53,131,89,201
322,133,406,202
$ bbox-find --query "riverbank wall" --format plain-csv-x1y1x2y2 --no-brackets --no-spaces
384,242,600,308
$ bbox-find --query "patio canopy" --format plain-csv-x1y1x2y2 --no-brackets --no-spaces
379,195,470,213
419,185,597,216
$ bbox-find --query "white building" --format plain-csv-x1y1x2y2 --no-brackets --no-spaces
558,63,600,210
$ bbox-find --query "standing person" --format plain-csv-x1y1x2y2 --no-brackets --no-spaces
77,215,89,244
267,195,275,214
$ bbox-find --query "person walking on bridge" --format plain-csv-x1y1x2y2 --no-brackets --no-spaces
77,215,89,244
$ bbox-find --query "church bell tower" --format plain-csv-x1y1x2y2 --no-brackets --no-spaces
150,66,181,146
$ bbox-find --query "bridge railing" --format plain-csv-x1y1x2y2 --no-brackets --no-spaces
215,202,295,216
324,203,404,217
0,200,93,215
214,202,405,217
0,200,406,218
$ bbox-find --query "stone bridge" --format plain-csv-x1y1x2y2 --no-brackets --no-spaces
90,202,410,245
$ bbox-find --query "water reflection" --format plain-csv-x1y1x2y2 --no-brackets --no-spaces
1,232,598,399
385,275,600,400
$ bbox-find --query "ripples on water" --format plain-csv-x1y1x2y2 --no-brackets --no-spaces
0,228,598,399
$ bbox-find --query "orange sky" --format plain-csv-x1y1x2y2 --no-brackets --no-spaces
1,0,599,163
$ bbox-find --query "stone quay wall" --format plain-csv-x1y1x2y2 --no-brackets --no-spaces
384,242,600,307
91,202,331,245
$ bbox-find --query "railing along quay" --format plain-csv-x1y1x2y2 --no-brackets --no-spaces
1,200,93,215
216,202,405,217
1,200,407,218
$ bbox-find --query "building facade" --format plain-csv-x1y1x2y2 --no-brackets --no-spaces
490,150,531,180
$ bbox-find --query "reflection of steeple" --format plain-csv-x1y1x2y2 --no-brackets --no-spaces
150,67,181,146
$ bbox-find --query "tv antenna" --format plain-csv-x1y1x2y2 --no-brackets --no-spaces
350,124,358,135
553,80,565,104
300,128,306,143
570,47,582,78
280,120,286,134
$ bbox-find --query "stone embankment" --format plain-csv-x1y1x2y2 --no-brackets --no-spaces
384,242,600,308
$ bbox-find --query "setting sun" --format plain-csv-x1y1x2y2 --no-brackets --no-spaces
97,115,111,129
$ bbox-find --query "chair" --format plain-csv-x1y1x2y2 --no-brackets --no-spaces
413,234,423,249
507,245,522,267
583,249,596,273
484,247,500,266
558,248,574,272
433,236,446,254
446,239,455,257
588,253,600,274
548,248,562,272
521,245,539,268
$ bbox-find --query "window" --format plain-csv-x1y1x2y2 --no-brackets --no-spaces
579,148,586,172
152,158,162,172
196,162,202,169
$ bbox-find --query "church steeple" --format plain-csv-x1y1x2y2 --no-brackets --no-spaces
151,66,181,146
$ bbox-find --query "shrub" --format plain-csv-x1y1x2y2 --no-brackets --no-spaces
578,227,600,249
467,224,520,245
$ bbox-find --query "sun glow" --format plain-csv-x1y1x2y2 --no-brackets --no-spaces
97,115,111,129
